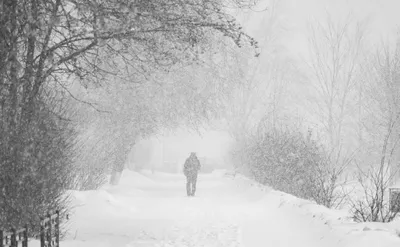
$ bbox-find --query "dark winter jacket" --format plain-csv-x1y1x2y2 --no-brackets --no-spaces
183,154,201,176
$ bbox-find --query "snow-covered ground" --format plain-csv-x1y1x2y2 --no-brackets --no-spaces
31,170,400,246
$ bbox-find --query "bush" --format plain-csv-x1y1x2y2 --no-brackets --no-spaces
0,91,76,235
234,126,345,208
69,136,110,190
349,163,399,222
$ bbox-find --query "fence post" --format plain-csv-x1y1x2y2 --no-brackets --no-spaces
47,212,51,246
0,229,3,247
55,211,60,247
40,218,45,247
11,229,16,247
23,225,28,247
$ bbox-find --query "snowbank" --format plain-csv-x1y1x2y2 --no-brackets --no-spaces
230,174,400,246
66,170,155,222
55,168,400,247
68,170,152,205
211,169,229,176
118,169,157,187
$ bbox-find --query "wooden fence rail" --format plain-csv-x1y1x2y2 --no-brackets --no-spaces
40,211,60,247
0,211,59,247
0,226,28,247
389,188,400,213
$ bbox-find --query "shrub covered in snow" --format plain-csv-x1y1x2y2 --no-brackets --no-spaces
0,93,75,235
348,164,399,223
231,126,345,209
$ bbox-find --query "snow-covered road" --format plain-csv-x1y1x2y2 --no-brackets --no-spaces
35,170,400,247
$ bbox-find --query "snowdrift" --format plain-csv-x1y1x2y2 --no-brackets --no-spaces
117,169,157,187
40,169,400,247
230,173,400,246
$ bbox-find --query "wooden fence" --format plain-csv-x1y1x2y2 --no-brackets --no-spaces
40,211,60,247
0,226,28,247
0,211,59,247
389,188,400,213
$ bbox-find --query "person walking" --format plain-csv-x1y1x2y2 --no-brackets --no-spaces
183,152,201,197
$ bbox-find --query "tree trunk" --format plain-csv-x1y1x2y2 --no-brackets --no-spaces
109,168,123,186
109,140,135,185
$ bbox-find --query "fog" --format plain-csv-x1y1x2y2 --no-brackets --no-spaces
125,0,400,175
3,0,400,245
127,129,234,173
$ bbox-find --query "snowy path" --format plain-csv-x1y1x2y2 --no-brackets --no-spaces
47,171,400,247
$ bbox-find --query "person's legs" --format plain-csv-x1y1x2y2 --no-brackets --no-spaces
186,175,191,196
191,173,198,196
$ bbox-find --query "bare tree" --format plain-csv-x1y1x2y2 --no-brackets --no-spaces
306,14,366,154
350,158,400,222
348,35,400,222
223,0,292,141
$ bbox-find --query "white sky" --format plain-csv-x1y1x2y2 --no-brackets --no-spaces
281,0,400,55
237,0,400,58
